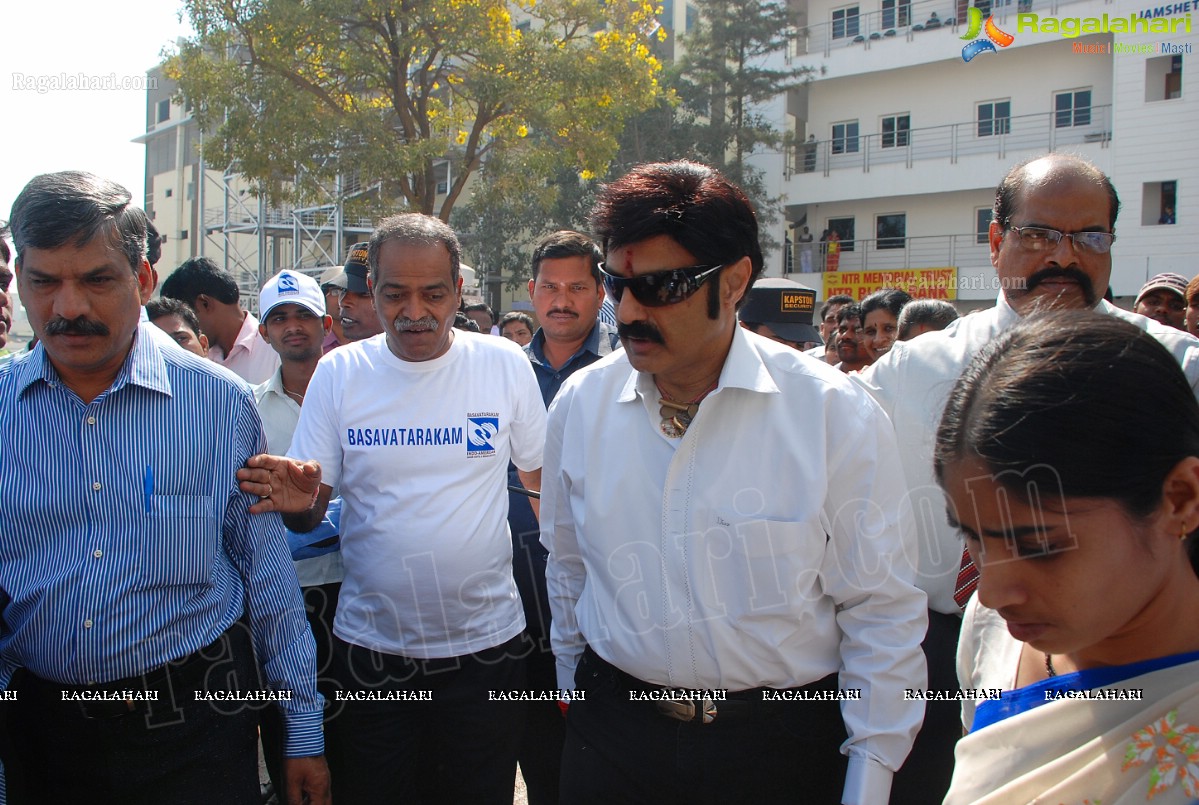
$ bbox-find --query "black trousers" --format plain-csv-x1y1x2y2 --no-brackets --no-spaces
888,610,963,805
509,476,564,805
560,647,849,805
325,633,526,805
0,623,260,805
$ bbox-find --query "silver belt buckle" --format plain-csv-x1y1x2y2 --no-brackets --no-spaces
655,696,718,724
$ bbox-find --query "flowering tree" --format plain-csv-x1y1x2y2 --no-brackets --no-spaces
170,0,666,220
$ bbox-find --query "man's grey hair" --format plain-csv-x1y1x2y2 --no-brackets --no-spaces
367,213,461,285
9,171,147,274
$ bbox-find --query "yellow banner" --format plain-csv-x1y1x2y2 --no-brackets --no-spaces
822,268,958,301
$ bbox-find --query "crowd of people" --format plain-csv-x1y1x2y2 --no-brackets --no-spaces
0,151,1197,805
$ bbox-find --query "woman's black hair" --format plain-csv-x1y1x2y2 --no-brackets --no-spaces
935,310,1199,573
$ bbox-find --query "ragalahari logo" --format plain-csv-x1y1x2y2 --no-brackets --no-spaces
961,7,1015,61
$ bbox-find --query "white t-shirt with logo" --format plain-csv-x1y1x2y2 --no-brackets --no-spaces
288,330,546,659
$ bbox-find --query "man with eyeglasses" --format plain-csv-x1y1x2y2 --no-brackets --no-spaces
541,161,927,805
854,153,1199,804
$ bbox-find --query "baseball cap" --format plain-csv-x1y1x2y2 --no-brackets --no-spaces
1135,273,1189,306
259,270,326,318
739,278,821,344
319,265,347,291
343,242,371,294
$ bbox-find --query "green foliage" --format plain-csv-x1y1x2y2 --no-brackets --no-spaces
458,0,816,268
677,0,812,175
169,0,666,221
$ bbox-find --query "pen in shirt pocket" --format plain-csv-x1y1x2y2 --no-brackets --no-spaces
144,465,154,515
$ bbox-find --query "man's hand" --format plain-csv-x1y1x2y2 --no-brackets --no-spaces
285,755,331,805
237,454,322,514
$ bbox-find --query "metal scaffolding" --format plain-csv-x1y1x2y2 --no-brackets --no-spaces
198,156,374,309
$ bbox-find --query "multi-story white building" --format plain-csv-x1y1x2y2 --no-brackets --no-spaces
757,0,1196,305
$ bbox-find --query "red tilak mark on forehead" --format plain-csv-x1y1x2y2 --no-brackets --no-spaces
623,251,634,274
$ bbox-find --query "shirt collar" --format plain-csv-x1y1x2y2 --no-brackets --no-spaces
260,366,300,410
619,324,781,404
527,320,606,367
998,291,1112,324
263,366,287,397
17,322,173,400
230,311,261,355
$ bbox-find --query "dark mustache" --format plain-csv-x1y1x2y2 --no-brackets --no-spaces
618,321,665,344
1026,266,1094,299
45,316,110,337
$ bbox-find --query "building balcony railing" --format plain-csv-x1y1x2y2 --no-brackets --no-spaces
203,206,374,231
790,0,1088,58
786,232,992,274
788,105,1111,177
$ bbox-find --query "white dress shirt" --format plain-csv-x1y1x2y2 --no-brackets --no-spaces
209,311,279,385
854,294,1199,615
542,325,928,805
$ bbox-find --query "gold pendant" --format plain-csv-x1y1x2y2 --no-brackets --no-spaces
658,399,697,438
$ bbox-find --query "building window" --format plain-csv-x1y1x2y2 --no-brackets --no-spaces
881,114,910,148
832,121,859,154
977,100,1011,137
828,217,856,252
976,208,992,244
882,0,911,27
164,188,173,198
1054,89,1092,128
876,214,906,249
180,230,189,240
956,0,992,19
433,161,449,195
156,98,170,124
832,5,860,39
881,0,911,28
1143,180,1177,225
1147,54,1183,101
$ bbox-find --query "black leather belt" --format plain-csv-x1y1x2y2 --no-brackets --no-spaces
583,646,824,725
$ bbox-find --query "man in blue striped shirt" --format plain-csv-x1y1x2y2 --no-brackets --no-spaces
0,171,329,805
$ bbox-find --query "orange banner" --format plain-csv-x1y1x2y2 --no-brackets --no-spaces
822,268,958,301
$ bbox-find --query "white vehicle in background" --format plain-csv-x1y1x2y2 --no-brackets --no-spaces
460,263,484,308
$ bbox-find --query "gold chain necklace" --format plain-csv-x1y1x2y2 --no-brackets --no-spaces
656,380,718,438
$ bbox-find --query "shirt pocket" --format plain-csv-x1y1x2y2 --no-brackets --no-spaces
137,494,219,587
713,511,829,609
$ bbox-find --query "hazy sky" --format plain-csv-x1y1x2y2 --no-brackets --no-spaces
1,0,193,223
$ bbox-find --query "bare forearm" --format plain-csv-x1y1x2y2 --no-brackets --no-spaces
518,467,542,521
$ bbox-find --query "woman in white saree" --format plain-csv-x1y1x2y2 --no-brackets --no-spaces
936,311,1199,805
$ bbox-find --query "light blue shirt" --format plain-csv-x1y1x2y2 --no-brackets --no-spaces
0,323,323,757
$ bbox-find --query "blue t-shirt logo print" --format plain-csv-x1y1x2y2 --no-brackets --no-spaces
467,417,499,453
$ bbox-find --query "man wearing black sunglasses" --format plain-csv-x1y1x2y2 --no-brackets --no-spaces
855,153,1199,803
540,161,927,805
